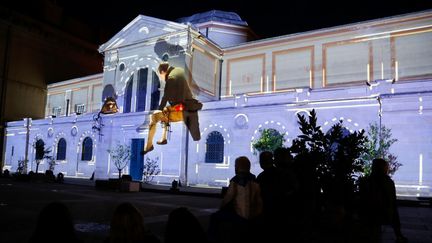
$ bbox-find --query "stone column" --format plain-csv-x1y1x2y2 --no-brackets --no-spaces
94,114,115,179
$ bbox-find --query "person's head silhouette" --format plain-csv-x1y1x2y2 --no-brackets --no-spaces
107,202,159,243
371,158,389,176
165,207,207,243
29,201,80,243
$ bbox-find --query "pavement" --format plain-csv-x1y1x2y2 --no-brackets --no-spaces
0,177,222,243
64,177,223,197
1,177,431,243
64,177,432,243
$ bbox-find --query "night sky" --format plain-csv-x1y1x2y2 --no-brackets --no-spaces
2,0,432,44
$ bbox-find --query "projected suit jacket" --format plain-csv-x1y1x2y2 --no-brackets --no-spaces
159,66,202,141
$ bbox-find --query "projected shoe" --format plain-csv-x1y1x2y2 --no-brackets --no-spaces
141,145,154,155
157,139,167,145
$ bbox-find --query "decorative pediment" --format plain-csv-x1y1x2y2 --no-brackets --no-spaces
98,15,188,53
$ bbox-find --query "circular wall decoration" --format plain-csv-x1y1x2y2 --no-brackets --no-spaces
71,126,78,136
47,127,54,137
234,113,249,129
119,63,125,71
162,53,170,62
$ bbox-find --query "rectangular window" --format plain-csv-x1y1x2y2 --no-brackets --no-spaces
136,68,148,112
6,146,14,165
75,104,86,114
52,107,62,117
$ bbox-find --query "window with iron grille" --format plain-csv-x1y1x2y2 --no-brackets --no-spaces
81,137,93,161
35,139,45,160
6,146,13,165
124,76,133,113
52,107,62,117
75,104,86,114
205,131,224,163
150,71,161,110
57,138,67,160
136,68,148,112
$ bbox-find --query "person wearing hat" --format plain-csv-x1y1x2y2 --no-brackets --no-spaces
142,62,202,155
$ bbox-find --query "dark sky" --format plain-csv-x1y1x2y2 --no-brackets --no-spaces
3,0,432,44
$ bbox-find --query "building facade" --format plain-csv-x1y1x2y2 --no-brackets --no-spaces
3,10,432,196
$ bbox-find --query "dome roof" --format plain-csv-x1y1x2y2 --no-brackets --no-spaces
177,10,248,26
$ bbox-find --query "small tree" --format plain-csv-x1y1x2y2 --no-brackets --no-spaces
108,144,131,180
143,157,161,184
252,128,286,154
289,109,367,211
47,155,56,171
34,139,51,173
17,158,28,174
361,122,401,176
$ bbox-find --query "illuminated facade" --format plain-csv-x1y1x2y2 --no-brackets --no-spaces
3,10,432,196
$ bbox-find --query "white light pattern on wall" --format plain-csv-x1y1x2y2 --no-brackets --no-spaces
77,130,96,162
117,54,162,96
200,123,230,145
419,153,423,185
321,116,363,134
419,96,423,115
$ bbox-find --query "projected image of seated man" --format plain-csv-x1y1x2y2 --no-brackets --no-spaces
142,62,202,155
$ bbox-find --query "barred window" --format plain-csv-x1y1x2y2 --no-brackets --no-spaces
136,68,148,112
150,71,161,110
57,138,67,160
6,146,14,165
81,137,93,161
205,131,224,163
124,76,133,113
52,107,62,117
102,84,116,102
35,139,45,160
75,104,86,114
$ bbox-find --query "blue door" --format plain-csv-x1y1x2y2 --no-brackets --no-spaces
130,139,145,181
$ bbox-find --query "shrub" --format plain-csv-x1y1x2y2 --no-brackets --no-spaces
361,122,401,176
289,109,367,211
143,157,161,184
252,128,286,154
108,143,131,180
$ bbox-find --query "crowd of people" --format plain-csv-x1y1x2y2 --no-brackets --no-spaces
27,150,407,243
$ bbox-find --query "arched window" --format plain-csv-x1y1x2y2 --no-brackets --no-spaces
35,139,45,160
205,131,224,163
150,71,161,110
136,68,148,112
57,138,67,160
124,76,133,113
81,137,93,161
102,84,116,102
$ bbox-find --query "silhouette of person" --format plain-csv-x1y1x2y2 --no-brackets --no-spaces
274,147,299,208
105,202,160,243
256,151,282,241
164,207,208,243
284,147,319,242
142,62,202,155
359,158,408,243
268,148,300,241
222,156,263,219
256,151,280,217
208,156,263,242
29,201,82,243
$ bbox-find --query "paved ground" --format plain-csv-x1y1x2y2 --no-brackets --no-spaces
0,178,220,243
0,177,431,243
